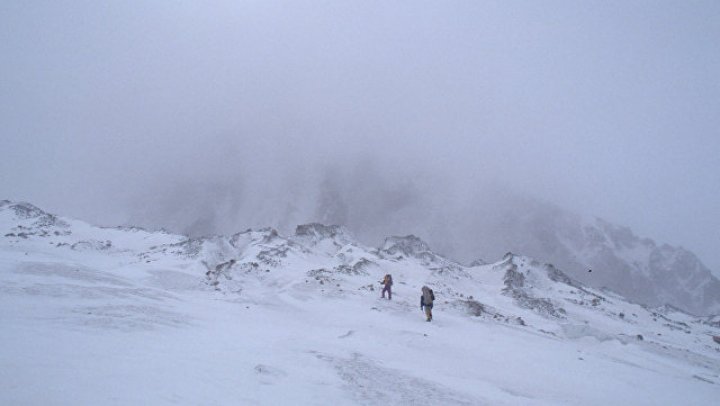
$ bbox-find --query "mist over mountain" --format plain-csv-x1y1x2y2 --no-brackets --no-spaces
2,2,719,312
115,170,720,316
3,3,720,403
3,1,719,278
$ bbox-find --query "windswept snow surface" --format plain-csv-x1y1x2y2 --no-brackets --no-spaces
1,203,719,405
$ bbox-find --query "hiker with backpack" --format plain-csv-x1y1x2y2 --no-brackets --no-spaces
380,274,393,300
420,286,435,322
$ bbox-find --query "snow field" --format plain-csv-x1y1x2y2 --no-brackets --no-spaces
1,204,719,404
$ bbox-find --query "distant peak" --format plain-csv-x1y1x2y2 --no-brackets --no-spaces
381,235,432,257
469,259,487,267
4,201,49,219
1,200,69,229
230,227,281,244
258,227,280,243
295,223,347,239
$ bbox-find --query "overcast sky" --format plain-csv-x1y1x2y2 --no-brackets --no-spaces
1,1,719,271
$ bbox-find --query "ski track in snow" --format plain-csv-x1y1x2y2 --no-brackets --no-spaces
311,351,478,406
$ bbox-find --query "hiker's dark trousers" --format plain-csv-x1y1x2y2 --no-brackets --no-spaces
382,285,392,300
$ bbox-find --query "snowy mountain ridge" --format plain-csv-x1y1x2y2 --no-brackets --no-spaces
1,200,720,404
473,199,720,316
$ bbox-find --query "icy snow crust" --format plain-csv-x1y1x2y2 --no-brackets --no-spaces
1,201,719,405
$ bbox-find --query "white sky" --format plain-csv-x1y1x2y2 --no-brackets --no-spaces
1,1,719,272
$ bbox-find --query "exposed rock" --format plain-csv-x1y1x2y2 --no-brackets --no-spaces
295,223,347,239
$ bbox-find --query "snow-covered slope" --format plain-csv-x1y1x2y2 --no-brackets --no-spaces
1,201,719,405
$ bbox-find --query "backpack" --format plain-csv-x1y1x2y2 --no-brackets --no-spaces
385,274,393,286
422,286,434,305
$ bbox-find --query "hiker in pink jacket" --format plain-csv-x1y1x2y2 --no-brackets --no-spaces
380,274,393,300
